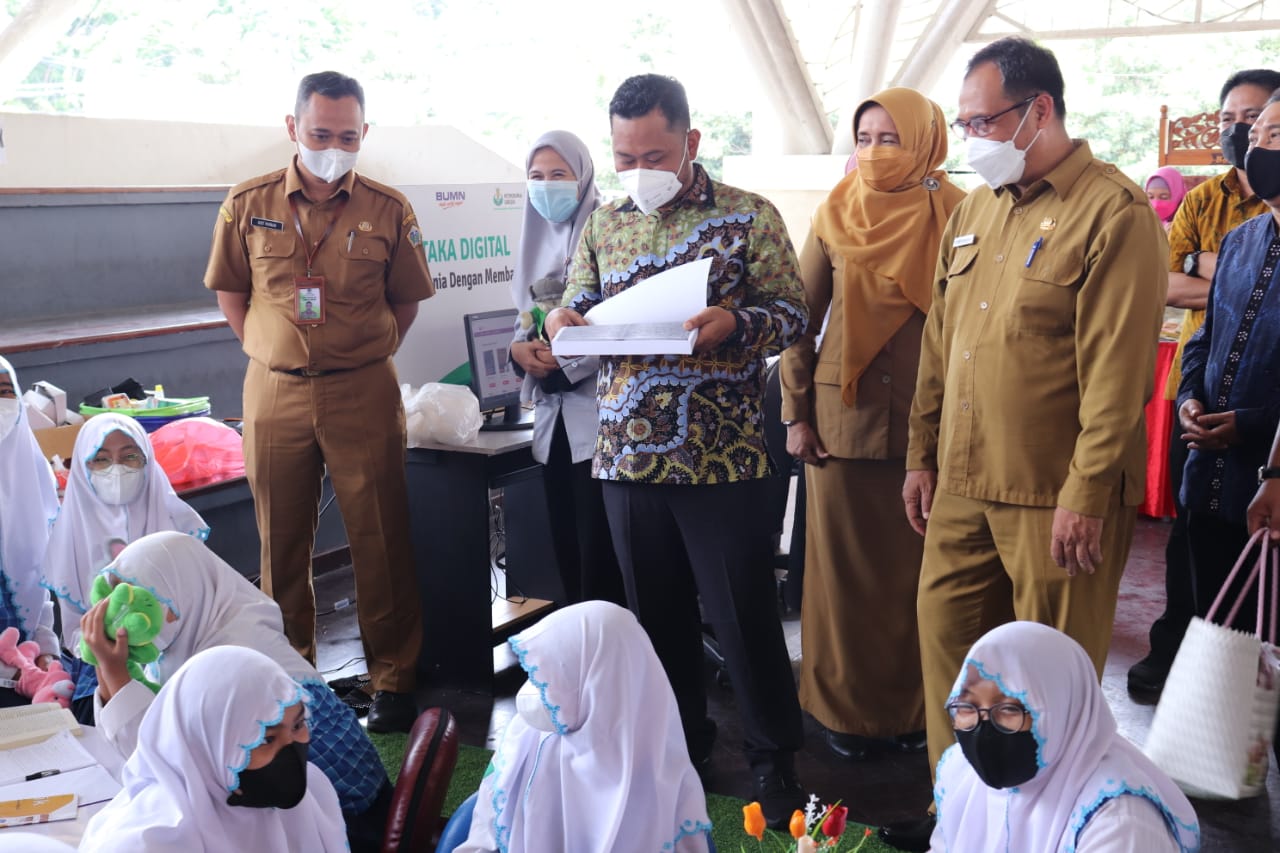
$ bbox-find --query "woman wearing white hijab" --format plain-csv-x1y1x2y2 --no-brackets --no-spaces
81,530,389,850
458,600,711,853
41,412,208,648
507,130,623,606
0,356,61,699
931,622,1199,852
80,645,347,853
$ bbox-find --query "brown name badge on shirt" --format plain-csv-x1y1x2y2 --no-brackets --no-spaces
294,277,326,325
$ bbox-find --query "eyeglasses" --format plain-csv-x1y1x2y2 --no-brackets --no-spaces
945,701,1029,734
950,94,1039,139
88,452,146,471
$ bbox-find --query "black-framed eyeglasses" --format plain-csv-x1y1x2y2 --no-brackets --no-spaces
950,94,1039,139
945,701,1029,734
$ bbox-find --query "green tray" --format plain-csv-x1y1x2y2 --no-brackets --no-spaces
79,397,211,417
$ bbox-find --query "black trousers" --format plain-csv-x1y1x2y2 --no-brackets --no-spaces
542,416,625,606
1146,417,1196,667
601,478,804,772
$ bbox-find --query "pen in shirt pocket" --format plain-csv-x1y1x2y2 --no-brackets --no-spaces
347,230,355,252
1025,237,1044,268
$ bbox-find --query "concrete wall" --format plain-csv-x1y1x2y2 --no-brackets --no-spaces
722,153,849,252
0,112,524,187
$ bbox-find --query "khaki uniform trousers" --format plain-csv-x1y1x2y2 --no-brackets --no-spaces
243,357,421,693
918,488,1136,776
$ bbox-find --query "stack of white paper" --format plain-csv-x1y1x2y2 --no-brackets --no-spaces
552,257,711,357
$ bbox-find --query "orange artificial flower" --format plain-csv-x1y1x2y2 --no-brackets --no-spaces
743,801,766,841
789,809,807,839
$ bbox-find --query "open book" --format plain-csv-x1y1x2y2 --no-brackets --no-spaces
551,257,710,357
0,703,82,751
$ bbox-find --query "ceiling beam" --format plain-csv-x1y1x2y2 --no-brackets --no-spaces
832,0,904,155
721,0,833,154
892,0,995,94
971,19,1280,41
0,0,89,102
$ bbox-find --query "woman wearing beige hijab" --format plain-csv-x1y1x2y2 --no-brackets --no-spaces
780,87,965,761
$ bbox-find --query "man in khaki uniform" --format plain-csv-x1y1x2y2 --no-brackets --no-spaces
886,37,1167,851
205,71,433,733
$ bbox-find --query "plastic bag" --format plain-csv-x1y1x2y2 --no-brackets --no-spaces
402,383,482,447
150,417,245,489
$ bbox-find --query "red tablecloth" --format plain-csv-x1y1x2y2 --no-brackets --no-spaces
1141,340,1178,519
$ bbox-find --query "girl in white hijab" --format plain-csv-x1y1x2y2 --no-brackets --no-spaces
458,600,711,853
508,130,623,606
0,356,61,692
42,413,208,644
79,645,347,853
931,622,1200,852
80,530,390,849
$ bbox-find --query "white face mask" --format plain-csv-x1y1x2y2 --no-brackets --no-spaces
297,141,359,183
618,135,690,216
964,104,1042,189
153,612,180,651
90,464,146,506
0,398,19,442
515,678,557,733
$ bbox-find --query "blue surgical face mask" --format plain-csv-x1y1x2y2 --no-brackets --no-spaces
527,180,580,223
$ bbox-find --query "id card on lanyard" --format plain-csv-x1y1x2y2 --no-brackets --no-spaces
289,195,348,326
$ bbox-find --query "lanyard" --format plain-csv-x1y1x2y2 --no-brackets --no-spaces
288,194,349,276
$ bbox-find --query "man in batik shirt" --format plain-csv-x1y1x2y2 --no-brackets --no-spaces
545,73,809,829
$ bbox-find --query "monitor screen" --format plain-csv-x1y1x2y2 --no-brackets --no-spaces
463,308,522,412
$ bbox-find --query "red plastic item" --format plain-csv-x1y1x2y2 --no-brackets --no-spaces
150,417,245,489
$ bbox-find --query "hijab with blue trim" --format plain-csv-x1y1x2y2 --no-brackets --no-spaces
458,601,712,853
97,530,318,685
933,622,1199,853
80,646,346,853
41,413,208,648
0,356,60,659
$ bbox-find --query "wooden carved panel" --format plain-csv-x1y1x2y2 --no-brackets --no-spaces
1159,105,1225,166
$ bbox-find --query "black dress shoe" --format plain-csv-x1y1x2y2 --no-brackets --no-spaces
365,690,417,733
753,768,805,830
826,730,872,761
1127,654,1169,704
878,815,936,852
893,730,928,753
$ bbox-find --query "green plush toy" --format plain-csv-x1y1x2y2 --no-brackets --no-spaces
78,576,165,694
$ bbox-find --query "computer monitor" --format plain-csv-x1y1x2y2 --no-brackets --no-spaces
462,308,532,431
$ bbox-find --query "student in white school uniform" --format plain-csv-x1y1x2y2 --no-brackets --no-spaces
930,622,1200,853
458,600,712,853
78,530,390,851
39,412,207,718
0,356,62,704
79,645,347,853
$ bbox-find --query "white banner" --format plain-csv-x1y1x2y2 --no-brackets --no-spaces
393,182,525,386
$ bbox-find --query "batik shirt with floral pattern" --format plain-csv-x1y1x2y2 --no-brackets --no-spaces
563,164,808,484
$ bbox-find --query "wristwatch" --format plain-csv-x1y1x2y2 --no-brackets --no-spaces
1182,251,1203,277
1258,466,1280,483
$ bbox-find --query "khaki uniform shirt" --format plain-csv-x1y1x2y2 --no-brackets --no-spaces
204,159,434,372
906,142,1168,516
1164,169,1266,398
779,229,922,460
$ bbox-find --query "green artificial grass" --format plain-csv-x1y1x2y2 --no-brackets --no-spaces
369,731,897,852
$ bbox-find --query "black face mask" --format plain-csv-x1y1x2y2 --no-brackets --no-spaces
955,721,1040,789
1245,144,1280,202
1222,122,1253,170
227,740,309,809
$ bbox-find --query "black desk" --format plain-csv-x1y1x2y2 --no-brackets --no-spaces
405,433,559,690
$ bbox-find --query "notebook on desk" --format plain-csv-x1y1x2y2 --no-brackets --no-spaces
0,731,97,787
0,792,78,827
